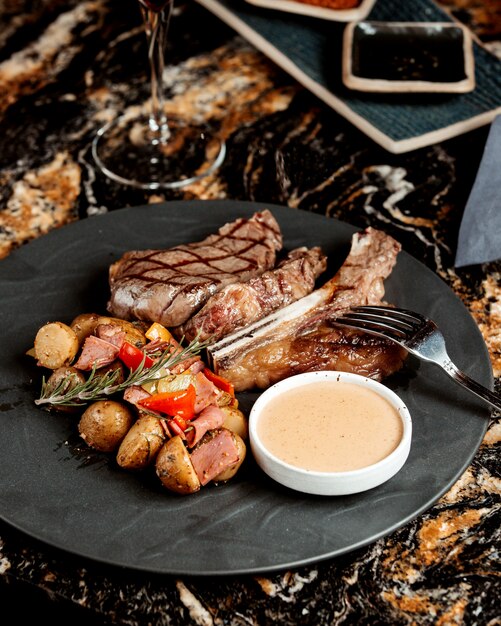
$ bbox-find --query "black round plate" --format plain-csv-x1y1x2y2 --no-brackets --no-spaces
0,201,491,575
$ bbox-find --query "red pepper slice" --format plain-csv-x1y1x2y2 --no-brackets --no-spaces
118,341,154,371
139,385,196,420
203,368,235,396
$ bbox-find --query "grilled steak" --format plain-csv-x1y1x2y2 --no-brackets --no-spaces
107,210,283,328
178,246,328,343
212,322,407,392
208,227,406,391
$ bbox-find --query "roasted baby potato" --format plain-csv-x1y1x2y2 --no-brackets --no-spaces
79,400,135,452
155,436,201,495
34,321,80,369
44,365,86,413
116,413,166,470
220,406,248,440
95,360,126,386
214,433,246,483
69,313,101,346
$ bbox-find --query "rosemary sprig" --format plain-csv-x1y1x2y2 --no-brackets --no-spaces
35,335,211,408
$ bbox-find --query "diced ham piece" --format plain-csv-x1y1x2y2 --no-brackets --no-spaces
170,355,203,375
193,371,218,413
185,405,225,448
95,324,126,349
74,335,120,371
185,359,205,375
148,334,203,375
123,385,151,407
190,428,240,486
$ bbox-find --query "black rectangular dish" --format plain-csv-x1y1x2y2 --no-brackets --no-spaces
342,21,475,93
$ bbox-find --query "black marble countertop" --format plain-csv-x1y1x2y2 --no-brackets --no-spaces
0,0,500,624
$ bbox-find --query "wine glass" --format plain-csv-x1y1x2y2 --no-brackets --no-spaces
92,0,225,190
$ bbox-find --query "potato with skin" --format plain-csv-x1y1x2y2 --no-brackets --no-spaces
155,436,201,495
116,413,166,470
70,313,101,346
214,433,246,483
79,400,134,452
220,406,248,440
95,360,126,386
34,322,79,369
44,365,86,413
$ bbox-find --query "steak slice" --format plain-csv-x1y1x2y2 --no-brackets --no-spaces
208,227,405,391
107,210,283,328
178,246,328,343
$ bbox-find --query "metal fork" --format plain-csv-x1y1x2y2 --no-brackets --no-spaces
333,305,501,412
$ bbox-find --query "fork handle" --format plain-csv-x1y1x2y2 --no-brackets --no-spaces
444,359,501,412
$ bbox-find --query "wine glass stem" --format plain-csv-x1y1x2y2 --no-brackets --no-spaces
139,2,173,143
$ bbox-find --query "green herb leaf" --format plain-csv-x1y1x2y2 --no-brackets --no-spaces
35,334,211,408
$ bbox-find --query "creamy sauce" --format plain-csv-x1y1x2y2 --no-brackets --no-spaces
257,381,403,472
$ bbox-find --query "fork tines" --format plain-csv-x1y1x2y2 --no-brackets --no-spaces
335,307,501,412
334,305,424,340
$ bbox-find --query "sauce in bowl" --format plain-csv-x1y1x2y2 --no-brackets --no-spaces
257,381,403,472
249,371,412,496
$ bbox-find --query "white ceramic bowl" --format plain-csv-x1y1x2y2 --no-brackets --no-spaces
249,371,412,496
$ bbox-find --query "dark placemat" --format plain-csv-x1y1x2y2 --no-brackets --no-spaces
198,0,501,152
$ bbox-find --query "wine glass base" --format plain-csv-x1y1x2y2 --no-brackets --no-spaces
92,114,226,190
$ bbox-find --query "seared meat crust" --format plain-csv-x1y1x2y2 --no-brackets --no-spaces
179,246,327,343
107,210,282,328
209,227,404,391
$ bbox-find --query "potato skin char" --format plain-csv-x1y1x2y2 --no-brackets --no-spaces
34,322,79,369
78,400,134,452
155,436,201,495
116,414,166,470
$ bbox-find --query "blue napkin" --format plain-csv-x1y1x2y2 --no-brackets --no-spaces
455,115,501,268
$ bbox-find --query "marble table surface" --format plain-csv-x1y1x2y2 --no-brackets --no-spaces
0,0,499,624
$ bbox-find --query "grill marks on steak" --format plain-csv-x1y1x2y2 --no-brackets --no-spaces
107,210,283,328
179,246,328,343
208,227,404,391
